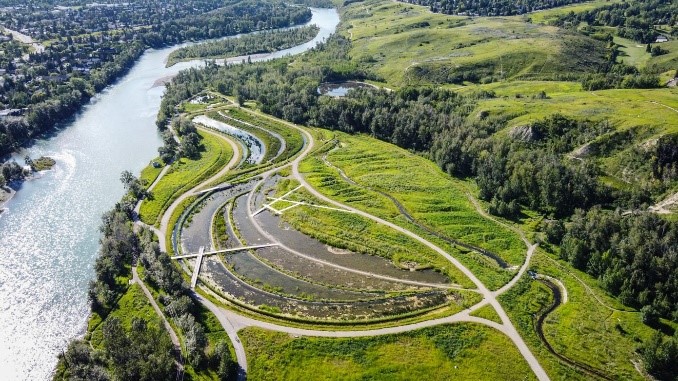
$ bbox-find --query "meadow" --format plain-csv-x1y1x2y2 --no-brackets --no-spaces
499,248,675,380
342,0,606,87
240,324,536,380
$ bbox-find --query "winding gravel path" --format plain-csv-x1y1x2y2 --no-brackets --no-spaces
144,106,551,381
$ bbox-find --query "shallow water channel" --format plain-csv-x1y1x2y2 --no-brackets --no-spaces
192,115,265,164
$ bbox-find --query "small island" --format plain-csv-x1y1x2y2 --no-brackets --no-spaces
30,156,56,171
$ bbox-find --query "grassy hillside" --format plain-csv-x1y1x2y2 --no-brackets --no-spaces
342,0,607,87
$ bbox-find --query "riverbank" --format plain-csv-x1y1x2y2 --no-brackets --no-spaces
0,186,16,214
0,8,340,380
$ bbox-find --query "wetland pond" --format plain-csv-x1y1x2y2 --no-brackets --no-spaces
318,81,376,97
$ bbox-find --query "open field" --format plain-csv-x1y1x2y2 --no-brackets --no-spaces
139,129,234,226
88,283,161,349
342,0,606,87
139,157,163,187
459,83,678,135
240,324,536,381
525,0,624,24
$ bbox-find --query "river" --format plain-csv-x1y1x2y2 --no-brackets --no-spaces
0,8,338,380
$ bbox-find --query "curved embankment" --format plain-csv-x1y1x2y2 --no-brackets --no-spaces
218,111,287,161
321,151,510,269
134,128,248,380
147,104,550,381
535,278,612,381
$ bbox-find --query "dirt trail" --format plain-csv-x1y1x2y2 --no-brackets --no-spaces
131,266,184,372
535,278,612,380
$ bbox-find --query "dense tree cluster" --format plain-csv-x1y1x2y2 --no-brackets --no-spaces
554,0,677,44
546,208,678,322
0,0,311,42
167,25,320,66
653,134,678,183
157,117,202,163
88,202,139,313
399,0,586,16
639,332,678,381
0,160,28,186
54,317,175,381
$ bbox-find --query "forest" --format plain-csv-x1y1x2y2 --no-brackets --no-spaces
554,0,678,44
166,25,320,67
398,0,585,16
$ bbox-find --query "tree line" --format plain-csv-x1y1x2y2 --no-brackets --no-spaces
167,25,320,67
55,172,235,380
553,0,677,44
399,0,586,16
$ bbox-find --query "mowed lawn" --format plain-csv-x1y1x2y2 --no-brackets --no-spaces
241,324,536,381
139,129,234,225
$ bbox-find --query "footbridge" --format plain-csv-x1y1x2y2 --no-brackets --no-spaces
172,243,278,288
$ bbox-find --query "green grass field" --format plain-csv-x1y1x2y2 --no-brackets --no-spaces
461,83,678,135
469,304,502,324
241,324,536,381
525,0,624,25
274,178,475,287
298,131,526,289
139,129,234,226
499,248,673,380
88,283,161,348
342,0,606,87
139,158,164,188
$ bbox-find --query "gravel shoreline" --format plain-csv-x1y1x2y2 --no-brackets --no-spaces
0,186,16,214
